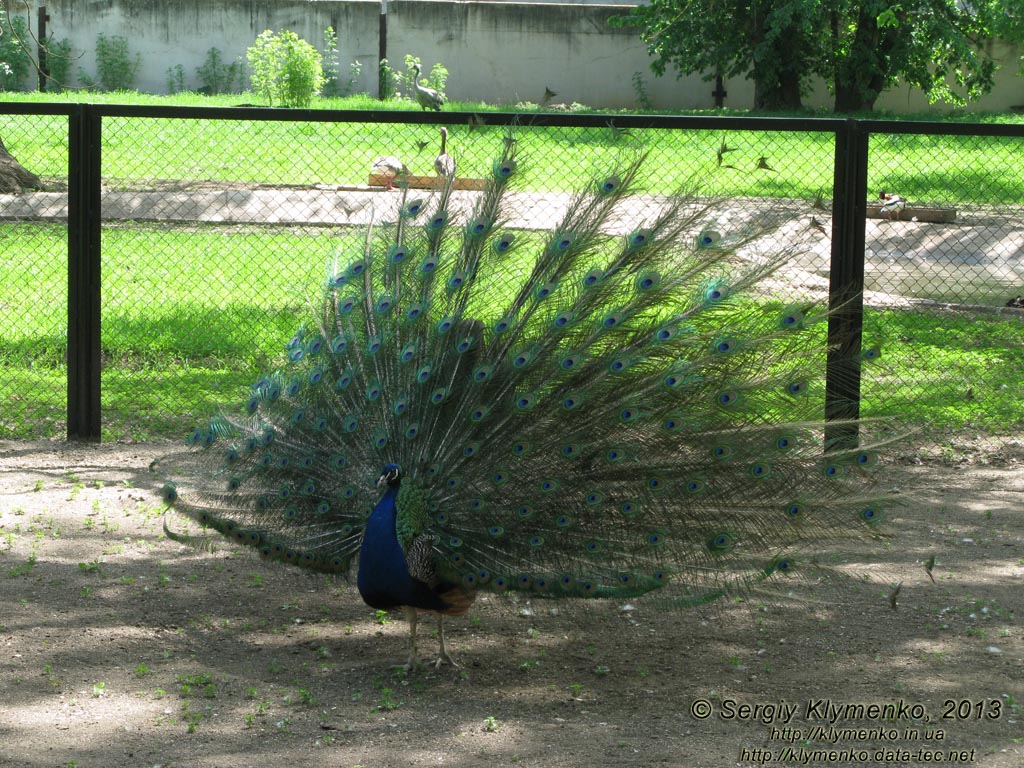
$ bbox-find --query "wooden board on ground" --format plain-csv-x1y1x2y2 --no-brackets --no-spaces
866,204,956,223
368,173,488,191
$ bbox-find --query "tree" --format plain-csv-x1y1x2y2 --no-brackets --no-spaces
0,133,44,193
0,9,44,193
828,0,1000,112
613,0,820,110
615,0,1014,112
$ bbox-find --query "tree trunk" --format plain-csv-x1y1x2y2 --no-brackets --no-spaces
0,134,45,193
753,64,804,110
834,85,879,113
831,5,896,113
750,9,805,112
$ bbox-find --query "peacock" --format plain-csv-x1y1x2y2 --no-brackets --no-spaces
411,65,445,112
160,139,896,670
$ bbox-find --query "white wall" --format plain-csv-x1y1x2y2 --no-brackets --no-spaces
7,0,1023,112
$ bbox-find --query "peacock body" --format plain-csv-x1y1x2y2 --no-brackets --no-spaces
161,140,893,668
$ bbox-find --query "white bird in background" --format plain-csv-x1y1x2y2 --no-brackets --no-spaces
879,190,907,213
371,156,409,191
434,127,456,179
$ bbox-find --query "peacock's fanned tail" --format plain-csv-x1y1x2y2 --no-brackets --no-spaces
161,142,894,607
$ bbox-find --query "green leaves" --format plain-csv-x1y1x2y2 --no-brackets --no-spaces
246,30,325,108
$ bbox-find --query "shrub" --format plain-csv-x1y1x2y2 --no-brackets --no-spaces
43,38,73,91
246,30,324,108
320,28,361,97
196,47,243,95
93,33,139,91
321,26,341,96
0,11,32,91
378,58,399,100
166,64,186,94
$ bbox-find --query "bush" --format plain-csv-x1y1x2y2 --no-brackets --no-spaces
43,38,73,91
378,58,399,100
320,27,362,97
246,30,324,108
166,64,186,94
321,27,341,96
0,11,32,91
196,47,243,95
90,33,139,91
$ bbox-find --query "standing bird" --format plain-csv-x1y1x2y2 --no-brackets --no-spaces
371,156,409,190
161,142,896,670
411,64,445,112
434,127,456,180
879,190,907,215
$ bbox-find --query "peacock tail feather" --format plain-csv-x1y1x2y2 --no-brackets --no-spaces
160,138,895,609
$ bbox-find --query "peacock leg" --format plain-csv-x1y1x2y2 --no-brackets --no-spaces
398,606,418,671
433,614,459,669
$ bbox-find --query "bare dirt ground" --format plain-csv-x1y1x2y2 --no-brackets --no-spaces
1,437,1021,768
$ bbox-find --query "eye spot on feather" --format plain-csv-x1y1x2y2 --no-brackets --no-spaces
860,507,882,524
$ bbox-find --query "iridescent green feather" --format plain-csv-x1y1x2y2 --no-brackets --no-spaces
160,135,899,613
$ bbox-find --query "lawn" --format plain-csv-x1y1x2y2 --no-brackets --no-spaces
0,93,1021,439
1,91,1022,203
2,217,1022,440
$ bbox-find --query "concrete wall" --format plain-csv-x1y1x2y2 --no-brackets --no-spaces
7,0,1023,112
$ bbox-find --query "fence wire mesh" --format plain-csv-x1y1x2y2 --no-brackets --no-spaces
861,129,1024,431
0,106,1021,439
93,116,838,439
0,111,69,438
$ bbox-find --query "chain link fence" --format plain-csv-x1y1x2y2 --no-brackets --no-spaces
0,105,1021,439
862,127,1024,431
0,108,70,437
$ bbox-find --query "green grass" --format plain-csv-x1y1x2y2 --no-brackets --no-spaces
1,91,1022,202
861,310,1024,429
0,92,1021,438
1,220,1022,439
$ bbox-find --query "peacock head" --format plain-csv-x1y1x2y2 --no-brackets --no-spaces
378,463,401,488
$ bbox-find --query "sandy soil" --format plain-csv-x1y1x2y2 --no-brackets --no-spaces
0,438,1021,768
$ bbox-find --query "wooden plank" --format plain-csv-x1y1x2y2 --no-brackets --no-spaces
368,173,488,191
866,204,956,223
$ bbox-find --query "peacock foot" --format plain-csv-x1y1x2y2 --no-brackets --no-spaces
431,651,459,670
391,656,418,673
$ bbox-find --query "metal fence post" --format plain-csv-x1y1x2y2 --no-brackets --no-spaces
67,104,102,440
825,118,869,449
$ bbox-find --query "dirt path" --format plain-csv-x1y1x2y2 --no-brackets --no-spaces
0,439,1021,768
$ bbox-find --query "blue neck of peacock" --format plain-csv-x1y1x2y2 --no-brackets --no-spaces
365,484,400,543
356,484,407,608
